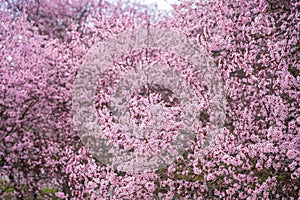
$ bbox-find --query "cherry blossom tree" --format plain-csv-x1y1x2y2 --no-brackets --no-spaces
168,0,300,198
0,0,142,198
0,0,299,199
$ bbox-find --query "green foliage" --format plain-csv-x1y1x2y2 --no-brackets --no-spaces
0,179,61,200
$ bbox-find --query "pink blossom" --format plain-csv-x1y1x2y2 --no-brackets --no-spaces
287,149,299,160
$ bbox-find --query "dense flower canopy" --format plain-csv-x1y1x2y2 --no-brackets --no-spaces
0,0,299,199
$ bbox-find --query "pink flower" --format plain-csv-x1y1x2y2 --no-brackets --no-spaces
194,167,202,175
55,192,68,199
206,173,215,181
287,149,299,160
168,165,176,174
145,182,155,192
